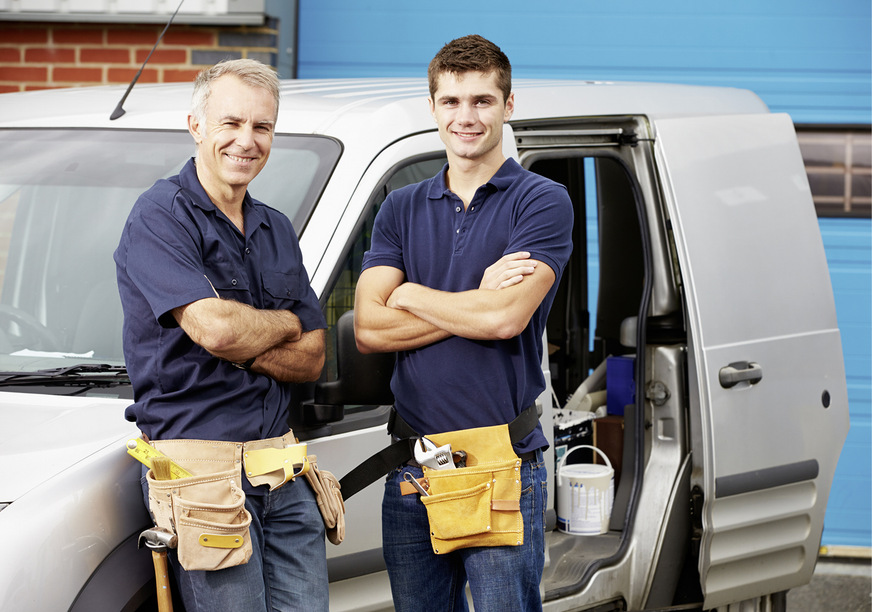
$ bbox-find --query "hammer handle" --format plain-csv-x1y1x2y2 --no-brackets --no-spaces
151,550,174,612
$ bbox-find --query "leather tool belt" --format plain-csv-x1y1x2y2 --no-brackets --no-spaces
338,402,540,502
412,423,525,554
146,431,344,572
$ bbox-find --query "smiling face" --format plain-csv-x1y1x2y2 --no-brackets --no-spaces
187,74,277,205
428,70,514,169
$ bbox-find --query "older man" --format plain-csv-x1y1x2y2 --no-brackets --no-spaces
115,59,328,611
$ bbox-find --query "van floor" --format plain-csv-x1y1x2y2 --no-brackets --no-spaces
543,530,622,597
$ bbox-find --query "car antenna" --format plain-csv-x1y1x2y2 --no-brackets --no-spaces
110,0,185,120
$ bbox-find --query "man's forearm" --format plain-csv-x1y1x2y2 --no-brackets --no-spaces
388,261,556,342
173,297,302,362
354,302,451,353
251,328,326,383
353,254,545,352
353,265,451,354
388,283,516,340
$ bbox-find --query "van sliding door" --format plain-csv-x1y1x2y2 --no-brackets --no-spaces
654,113,849,608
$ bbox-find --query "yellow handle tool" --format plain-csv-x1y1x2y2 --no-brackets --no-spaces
126,438,193,479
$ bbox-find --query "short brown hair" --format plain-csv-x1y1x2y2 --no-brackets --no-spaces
191,59,280,123
428,35,512,101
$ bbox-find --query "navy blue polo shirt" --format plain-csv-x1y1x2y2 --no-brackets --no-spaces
361,158,573,453
115,158,326,444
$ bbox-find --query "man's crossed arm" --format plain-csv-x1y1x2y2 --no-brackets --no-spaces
354,251,554,354
172,298,325,383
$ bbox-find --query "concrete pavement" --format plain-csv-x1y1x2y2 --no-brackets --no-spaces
787,557,871,611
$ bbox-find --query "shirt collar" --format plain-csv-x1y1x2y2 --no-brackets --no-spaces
178,158,213,211
178,158,270,231
487,157,523,190
427,157,522,200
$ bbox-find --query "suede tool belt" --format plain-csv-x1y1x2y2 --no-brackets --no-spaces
338,403,540,501
146,431,345,572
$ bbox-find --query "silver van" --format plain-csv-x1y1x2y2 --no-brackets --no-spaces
0,78,849,611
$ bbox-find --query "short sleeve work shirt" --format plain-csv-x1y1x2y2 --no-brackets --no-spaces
115,158,326,443
362,158,573,453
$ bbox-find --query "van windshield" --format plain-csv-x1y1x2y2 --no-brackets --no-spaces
0,129,340,375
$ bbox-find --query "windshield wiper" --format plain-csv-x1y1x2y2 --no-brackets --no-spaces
0,363,129,388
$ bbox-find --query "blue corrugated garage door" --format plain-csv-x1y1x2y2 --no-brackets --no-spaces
819,217,871,548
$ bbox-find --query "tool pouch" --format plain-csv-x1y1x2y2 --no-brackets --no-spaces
418,423,523,554
146,467,252,571
147,439,252,572
303,454,346,545
243,434,345,545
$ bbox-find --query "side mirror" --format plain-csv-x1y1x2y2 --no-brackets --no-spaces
302,310,395,426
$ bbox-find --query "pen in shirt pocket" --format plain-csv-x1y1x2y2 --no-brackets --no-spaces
204,275,219,297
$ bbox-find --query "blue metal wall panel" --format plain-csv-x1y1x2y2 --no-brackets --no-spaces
819,218,872,547
298,0,871,123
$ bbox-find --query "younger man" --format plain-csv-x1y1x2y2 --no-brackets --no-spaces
354,35,573,611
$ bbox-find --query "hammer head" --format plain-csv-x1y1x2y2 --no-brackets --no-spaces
138,528,177,550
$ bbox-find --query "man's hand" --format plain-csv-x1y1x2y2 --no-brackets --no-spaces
479,251,538,290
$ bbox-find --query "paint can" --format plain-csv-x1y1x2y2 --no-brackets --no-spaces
556,445,614,535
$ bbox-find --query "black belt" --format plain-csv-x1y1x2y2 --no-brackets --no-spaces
405,446,538,467
517,450,538,462
338,403,540,501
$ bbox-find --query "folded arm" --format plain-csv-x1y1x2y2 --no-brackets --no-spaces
388,260,555,341
250,328,326,382
172,297,325,382
354,265,452,353
354,251,551,353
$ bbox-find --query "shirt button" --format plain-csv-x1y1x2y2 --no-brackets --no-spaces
245,248,251,254
455,206,461,213
231,279,237,286
456,229,460,234
470,206,475,211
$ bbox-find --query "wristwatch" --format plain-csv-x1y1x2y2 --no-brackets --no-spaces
231,357,256,370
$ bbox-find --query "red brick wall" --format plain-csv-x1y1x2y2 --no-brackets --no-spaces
0,21,279,93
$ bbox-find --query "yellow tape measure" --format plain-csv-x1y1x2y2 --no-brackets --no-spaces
126,438,193,479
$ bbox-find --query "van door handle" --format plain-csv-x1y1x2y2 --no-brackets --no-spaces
719,361,763,389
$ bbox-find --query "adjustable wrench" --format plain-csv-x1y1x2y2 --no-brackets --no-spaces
414,436,456,470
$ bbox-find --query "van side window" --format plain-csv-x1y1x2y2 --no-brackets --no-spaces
320,155,446,387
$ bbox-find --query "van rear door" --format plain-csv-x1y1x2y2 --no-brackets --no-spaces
653,113,849,608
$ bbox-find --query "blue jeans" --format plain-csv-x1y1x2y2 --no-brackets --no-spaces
140,468,329,612
382,449,547,612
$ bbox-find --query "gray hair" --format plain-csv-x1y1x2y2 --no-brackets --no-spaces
190,59,280,123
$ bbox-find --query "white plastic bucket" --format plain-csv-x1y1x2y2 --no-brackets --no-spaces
556,445,614,535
